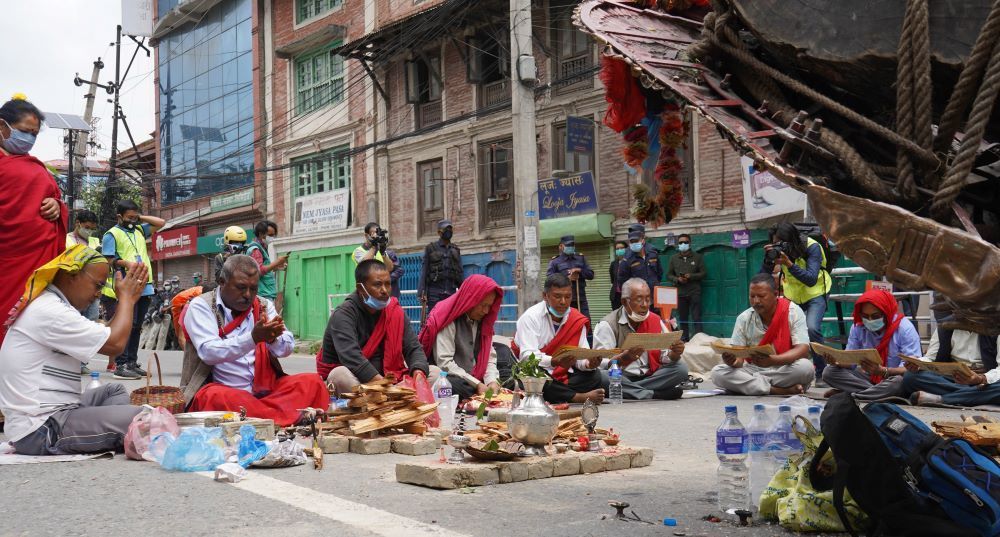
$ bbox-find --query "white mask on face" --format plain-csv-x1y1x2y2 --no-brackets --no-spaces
625,302,650,323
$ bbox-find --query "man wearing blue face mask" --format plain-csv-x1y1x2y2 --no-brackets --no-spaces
610,240,629,310
667,233,706,339
546,235,595,318
616,228,664,312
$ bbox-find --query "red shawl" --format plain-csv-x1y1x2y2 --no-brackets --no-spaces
221,297,277,396
853,289,903,383
418,275,503,381
0,152,67,344
363,297,408,379
512,308,590,384
635,311,667,377
759,297,794,355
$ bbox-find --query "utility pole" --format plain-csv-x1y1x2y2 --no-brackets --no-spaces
510,0,541,313
102,25,124,230
68,58,105,221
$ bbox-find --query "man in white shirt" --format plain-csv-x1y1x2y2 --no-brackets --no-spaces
905,334,1000,406
0,245,147,455
593,278,688,400
512,273,605,404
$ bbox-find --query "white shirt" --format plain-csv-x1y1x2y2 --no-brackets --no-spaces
730,302,810,348
434,318,499,386
0,288,110,442
592,309,672,376
183,292,295,393
513,301,591,374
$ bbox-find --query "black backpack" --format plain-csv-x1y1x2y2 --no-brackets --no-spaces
809,393,980,537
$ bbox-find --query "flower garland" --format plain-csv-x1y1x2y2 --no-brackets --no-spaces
632,103,689,226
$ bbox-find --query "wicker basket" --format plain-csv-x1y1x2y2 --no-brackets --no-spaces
130,352,185,414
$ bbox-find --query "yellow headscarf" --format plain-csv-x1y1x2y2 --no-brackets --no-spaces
4,245,107,328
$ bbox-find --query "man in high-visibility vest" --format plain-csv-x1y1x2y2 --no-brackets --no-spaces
65,210,102,375
245,220,287,302
101,200,164,379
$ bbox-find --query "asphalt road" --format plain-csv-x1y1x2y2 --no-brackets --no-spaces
0,350,977,537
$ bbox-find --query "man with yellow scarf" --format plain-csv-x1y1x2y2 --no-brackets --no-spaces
0,245,148,455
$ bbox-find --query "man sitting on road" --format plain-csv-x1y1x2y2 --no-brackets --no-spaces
711,273,814,395
319,259,437,394
0,245,147,455
904,333,1000,407
593,278,688,400
181,255,328,426
418,274,504,400
512,273,605,404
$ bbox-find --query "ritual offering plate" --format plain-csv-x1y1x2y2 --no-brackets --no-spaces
465,440,523,461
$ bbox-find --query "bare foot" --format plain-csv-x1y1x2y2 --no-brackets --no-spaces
823,388,842,399
573,389,606,404
769,384,805,396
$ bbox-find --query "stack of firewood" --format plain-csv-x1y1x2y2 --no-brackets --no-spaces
320,378,439,436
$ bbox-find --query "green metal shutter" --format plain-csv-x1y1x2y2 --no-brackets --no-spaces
540,240,613,325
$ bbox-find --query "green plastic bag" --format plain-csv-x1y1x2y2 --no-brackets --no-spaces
758,416,869,532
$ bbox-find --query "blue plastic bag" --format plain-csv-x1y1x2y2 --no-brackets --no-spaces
236,424,271,468
160,427,226,472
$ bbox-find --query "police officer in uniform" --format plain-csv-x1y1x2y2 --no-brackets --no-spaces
546,235,595,318
419,219,464,314
617,226,664,312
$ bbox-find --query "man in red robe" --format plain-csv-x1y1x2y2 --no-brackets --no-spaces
0,98,67,345
512,273,605,404
711,273,814,395
180,255,328,426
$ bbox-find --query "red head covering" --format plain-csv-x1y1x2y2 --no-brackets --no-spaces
852,289,903,383
418,275,503,381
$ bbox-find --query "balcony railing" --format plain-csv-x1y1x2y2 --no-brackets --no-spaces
417,100,442,128
480,79,512,108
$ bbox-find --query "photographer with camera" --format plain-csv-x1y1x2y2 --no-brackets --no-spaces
761,222,832,375
353,222,401,298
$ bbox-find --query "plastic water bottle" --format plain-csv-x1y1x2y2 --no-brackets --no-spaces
747,404,772,507
432,371,453,401
807,405,822,430
767,405,803,452
85,371,101,392
716,405,750,514
608,360,623,405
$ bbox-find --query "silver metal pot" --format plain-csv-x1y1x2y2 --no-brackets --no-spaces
507,377,559,456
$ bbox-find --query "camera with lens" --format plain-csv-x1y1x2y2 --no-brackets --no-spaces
765,241,788,262
374,227,389,251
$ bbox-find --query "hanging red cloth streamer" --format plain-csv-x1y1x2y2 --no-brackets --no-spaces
600,56,646,133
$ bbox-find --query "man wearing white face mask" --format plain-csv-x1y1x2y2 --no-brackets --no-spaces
593,278,689,399
66,210,103,374
667,233,705,338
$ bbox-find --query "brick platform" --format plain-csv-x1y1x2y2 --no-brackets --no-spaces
317,432,444,456
395,446,655,489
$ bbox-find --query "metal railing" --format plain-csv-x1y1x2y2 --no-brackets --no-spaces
825,267,934,345
480,79,512,108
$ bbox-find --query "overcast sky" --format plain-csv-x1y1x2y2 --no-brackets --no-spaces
0,1,156,163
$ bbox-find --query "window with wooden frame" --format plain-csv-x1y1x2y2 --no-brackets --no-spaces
294,43,345,115
296,0,343,24
404,53,443,128
466,28,511,108
553,121,596,175
291,145,351,199
417,159,445,236
551,3,594,90
479,138,514,228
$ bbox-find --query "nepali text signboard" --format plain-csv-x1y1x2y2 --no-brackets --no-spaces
210,187,254,213
538,171,598,220
740,156,807,221
196,227,253,255
151,226,197,260
294,188,350,234
566,116,594,154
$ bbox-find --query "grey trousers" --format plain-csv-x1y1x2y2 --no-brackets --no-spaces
600,360,690,400
12,384,142,456
821,366,904,400
711,359,816,396
154,315,172,351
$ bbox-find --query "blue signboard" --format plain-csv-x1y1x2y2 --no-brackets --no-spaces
538,171,599,220
566,116,594,154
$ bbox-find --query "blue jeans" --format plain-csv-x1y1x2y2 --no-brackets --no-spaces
902,371,1000,407
800,295,827,375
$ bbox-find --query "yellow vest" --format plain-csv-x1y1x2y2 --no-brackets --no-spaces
781,237,832,304
65,232,101,250
104,226,153,298
352,245,384,265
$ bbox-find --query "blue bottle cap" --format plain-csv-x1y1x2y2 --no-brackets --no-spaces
440,370,447,377
753,404,765,411
778,405,791,411
808,406,821,413
91,371,100,379
663,518,677,526
724,405,737,413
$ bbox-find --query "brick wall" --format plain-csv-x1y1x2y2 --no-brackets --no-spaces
695,118,744,210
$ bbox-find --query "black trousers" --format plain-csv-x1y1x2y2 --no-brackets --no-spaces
449,375,480,400
540,369,606,404
115,295,150,368
677,293,703,338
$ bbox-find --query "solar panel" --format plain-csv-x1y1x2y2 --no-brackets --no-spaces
43,112,92,131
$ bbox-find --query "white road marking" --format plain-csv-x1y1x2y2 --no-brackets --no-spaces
197,471,470,537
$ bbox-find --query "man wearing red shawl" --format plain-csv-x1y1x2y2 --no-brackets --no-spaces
181,255,328,427
819,288,920,399
418,275,503,400
0,97,68,345
319,260,435,394
593,278,688,400
711,274,814,395
512,273,605,404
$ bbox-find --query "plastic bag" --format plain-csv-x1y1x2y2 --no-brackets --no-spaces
214,462,248,483
148,432,176,463
253,439,307,468
399,374,440,428
160,427,226,472
236,425,271,468
125,406,181,462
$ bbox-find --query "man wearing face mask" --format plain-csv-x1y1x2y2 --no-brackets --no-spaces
353,222,402,299
0,95,68,346
66,210,103,373
213,226,248,282
667,233,706,339
610,241,628,310
511,273,606,404
419,219,464,314
546,235,595,319
246,220,288,302
319,260,436,394
616,228,664,311
101,199,165,379
818,288,920,400
593,278,689,400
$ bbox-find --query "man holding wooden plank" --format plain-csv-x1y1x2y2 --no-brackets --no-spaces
816,288,921,399
592,278,688,400
710,274,814,395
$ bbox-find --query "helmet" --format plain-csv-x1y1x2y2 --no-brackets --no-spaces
223,226,247,245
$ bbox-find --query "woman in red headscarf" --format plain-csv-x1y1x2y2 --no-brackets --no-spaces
0,96,68,345
418,274,503,400
819,288,921,399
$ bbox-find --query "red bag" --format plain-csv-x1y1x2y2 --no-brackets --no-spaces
398,373,441,428
125,406,181,461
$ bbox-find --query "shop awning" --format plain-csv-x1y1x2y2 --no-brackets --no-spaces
539,213,614,246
